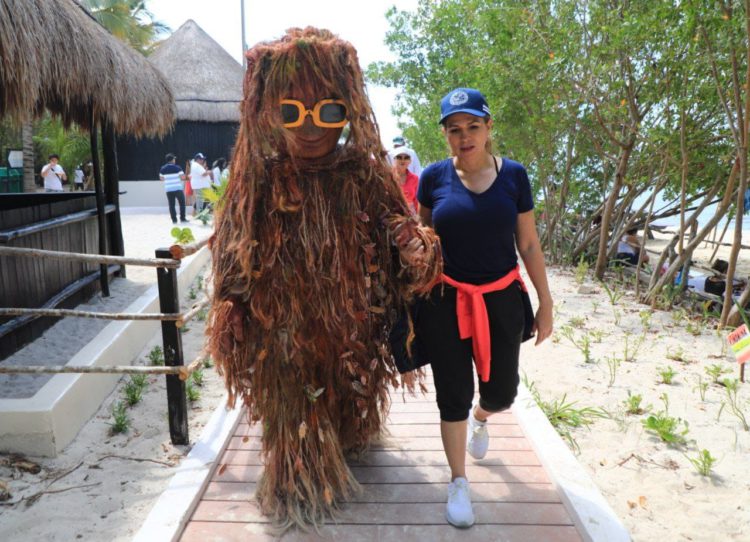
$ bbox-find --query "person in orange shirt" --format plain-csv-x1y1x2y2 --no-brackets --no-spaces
390,147,419,214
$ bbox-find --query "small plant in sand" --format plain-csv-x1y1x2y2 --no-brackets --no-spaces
642,410,689,446
191,368,204,387
130,374,148,388
721,378,749,431
109,401,130,434
685,319,703,336
196,308,208,322
591,299,600,314
623,392,647,415
694,376,709,402
568,316,586,329
639,309,654,331
657,284,681,310
623,331,644,362
180,325,190,334
605,355,620,387
705,364,731,384
574,256,590,285
527,381,606,452
658,366,677,385
666,345,688,363
590,329,605,343
195,275,204,291
559,325,594,364
170,226,195,245
188,286,197,300
186,381,201,403
601,281,624,306
202,356,214,369
148,345,164,366
685,449,717,477
123,378,145,406
671,308,688,326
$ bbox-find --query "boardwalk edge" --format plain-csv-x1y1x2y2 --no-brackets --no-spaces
512,382,632,542
132,395,242,542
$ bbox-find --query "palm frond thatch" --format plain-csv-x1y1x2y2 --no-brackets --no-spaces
148,20,243,123
0,0,174,137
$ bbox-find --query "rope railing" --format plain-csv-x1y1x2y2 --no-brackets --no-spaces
0,355,206,381
168,237,211,260
0,245,181,268
0,297,209,323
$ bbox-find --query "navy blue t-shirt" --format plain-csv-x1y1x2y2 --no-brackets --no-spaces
417,157,534,285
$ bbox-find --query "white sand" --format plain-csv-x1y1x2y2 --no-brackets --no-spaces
522,266,750,541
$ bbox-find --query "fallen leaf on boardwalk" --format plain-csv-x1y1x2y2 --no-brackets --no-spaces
298,421,308,440
217,464,227,476
627,500,637,510
639,495,648,508
242,436,250,443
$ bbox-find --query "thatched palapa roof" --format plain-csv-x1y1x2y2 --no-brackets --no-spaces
0,0,174,137
149,20,243,123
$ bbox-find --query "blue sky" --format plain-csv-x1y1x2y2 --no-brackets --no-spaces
149,0,420,147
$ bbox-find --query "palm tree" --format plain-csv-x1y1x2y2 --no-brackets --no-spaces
81,0,169,54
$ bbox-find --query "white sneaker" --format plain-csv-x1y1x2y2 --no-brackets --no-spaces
446,476,475,528
467,411,489,460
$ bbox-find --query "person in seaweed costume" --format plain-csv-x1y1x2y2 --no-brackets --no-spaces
206,27,442,529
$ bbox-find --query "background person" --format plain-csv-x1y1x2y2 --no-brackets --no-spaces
159,153,187,223
189,152,212,214
211,157,226,188
615,227,649,266
391,135,422,176
416,87,553,529
73,164,84,190
41,154,67,192
389,147,419,214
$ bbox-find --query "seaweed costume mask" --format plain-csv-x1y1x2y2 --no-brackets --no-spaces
207,27,441,530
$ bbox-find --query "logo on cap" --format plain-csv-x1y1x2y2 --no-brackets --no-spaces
449,91,469,106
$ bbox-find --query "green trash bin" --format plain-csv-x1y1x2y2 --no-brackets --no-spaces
0,167,8,193
8,168,23,192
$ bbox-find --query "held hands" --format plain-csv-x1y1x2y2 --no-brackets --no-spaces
532,301,553,346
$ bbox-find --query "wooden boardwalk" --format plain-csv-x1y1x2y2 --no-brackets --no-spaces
179,389,583,541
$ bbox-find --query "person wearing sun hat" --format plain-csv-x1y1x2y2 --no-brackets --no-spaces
388,146,419,214
391,135,422,176
416,87,554,528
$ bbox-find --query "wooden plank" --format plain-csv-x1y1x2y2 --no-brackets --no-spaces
202,481,561,504
386,412,515,424
213,465,551,485
224,436,533,452
219,449,540,467
181,521,582,542
233,423,525,438
190,500,573,526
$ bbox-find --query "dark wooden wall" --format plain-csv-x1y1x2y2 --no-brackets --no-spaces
116,121,239,180
0,194,108,358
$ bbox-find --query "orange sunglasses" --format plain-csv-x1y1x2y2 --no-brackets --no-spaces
280,99,348,128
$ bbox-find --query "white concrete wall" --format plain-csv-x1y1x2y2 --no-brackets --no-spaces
120,180,166,208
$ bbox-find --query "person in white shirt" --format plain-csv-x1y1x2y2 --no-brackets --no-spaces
189,152,212,213
73,164,84,190
211,157,226,188
41,154,67,192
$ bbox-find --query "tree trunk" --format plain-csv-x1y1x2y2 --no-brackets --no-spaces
594,143,634,279
22,121,35,192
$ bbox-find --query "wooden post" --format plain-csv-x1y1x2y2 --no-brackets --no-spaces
156,247,189,445
89,106,110,297
102,121,125,278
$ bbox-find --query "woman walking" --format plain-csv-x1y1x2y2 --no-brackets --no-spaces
417,87,553,528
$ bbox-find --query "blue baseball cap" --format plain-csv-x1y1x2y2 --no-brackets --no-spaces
439,88,491,124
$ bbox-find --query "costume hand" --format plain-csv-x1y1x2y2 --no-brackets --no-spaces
532,301,553,346
220,297,246,353
399,237,427,268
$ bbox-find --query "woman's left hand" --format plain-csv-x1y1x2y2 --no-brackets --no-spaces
532,301,553,346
